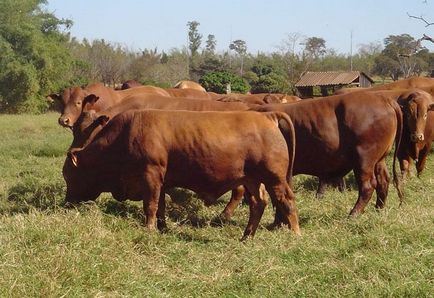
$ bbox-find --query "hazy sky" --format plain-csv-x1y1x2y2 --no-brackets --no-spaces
46,0,434,54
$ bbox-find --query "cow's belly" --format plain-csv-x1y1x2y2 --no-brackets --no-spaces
294,147,353,177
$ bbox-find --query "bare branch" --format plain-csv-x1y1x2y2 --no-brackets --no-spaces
407,12,434,27
421,33,434,43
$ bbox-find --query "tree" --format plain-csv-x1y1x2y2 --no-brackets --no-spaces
373,34,427,79
205,34,216,54
277,32,305,84
351,42,382,74
373,54,402,81
304,37,327,58
229,39,247,75
187,21,202,57
298,36,327,79
0,0,75,113
407,10,434,45
199,71,249,93
249,54,291,94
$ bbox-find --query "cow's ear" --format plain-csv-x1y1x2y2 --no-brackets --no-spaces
398,94,411,108
46,94,60,103
67,150,79,167
83,94,99,110
96,115,110,127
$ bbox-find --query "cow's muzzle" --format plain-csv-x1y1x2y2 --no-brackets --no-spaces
410,133,424,143
58,116,73,128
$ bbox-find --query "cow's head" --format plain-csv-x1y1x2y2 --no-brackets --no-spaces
263,94,282,104
71,110,109,149
47,87,100,128
398,90,434,143
63,149,101,204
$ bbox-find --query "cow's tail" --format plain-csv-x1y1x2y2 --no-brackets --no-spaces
389,100,404,205
275,112,296,188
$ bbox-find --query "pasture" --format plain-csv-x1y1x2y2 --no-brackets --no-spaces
0,112,433,297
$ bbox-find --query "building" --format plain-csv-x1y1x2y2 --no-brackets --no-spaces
295,71,374,98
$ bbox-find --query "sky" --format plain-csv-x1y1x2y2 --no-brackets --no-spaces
46,0,434,54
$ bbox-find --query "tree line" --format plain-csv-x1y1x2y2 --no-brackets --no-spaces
1,0,433,113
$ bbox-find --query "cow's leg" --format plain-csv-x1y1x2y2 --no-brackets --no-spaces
416,144,430,176
316,178,327,199
267,182,300,235
335,177,347,192
349,164,377,216
316,177,346,198
156,191,167,231
219,185,245,221
399,156,411,178
142,166,164,230
374,159,390,209
240,183,267,241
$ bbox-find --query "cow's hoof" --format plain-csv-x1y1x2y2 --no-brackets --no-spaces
266,222,283,231
239,234,253,242
210,214,232,227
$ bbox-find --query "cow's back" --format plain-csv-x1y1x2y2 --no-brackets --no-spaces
165,88,211,100
174,80,206,92
253,94,399,176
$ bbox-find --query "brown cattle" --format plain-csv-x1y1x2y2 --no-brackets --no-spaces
335,76,434,95
358,89,434,177
334,87,369,95
120,80,142,90
164,88,212,100
327,88,434,191
174,80,206,92
216,93,299,105
223,91,421,222
47,83,169,127
399,112,434,176
71,94,251,149
64,109,299,239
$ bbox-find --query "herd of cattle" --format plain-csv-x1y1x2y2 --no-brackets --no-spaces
47,77,434,240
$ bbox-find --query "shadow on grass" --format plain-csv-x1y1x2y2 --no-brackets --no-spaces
295,173,358,194
100,200,144,222
4,179,65,215
99,188,211,228
174,232,213,244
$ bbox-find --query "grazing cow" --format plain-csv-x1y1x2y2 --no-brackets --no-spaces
64,109,299,239
173,80,206,92
120,80,142,90
47,83,169,128
221,89,434,223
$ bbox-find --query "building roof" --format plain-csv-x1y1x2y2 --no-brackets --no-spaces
295,71,374,87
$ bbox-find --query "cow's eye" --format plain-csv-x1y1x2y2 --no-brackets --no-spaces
423,113,427,120
76,101,81,106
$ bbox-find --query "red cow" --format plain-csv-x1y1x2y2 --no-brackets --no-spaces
47,83,169,127
64,110,298,239
221,90,433,224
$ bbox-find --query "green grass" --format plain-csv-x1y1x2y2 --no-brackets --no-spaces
0,113,433,297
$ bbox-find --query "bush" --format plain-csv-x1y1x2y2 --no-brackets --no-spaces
199,71,250,93
250,72,291,94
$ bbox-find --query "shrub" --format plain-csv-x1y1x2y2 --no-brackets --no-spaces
199,71,250,93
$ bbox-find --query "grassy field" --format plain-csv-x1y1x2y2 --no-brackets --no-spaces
0,112,433,297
